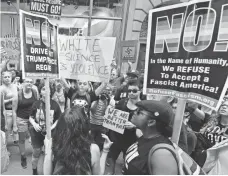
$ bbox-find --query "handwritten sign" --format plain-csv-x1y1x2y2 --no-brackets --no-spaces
30,0,61,18
20,10,59,79
144,0,228,110
58,36,116,82
0,37,20,71
103,106,129,134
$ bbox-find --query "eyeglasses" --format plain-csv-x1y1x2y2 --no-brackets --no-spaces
78,82,88,86
127,89,139,93
134,109,150,116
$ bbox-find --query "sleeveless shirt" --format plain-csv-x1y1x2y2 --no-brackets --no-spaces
124,135,172,175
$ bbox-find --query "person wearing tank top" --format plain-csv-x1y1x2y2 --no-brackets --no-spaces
17,78,38,169
124,100,178,175
0,71,18,144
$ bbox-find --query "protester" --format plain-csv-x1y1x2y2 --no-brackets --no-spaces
123,100,178,175
52,79,66,113
90,86,111,150
16,78,38,169
108,79,141,174
193,100,228,166
1,71,18,144
114,70,139,101
29,83,61,175
43,107,113,175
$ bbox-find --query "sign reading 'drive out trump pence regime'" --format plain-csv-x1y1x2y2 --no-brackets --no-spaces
143,0,228,110
103,106,129,134
58,36,116,83
20,10,59,79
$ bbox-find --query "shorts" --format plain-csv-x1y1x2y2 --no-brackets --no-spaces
17,117,29,133
29,126,45,149
108,142,128,161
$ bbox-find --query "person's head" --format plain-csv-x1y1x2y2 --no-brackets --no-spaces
23,78,33,90
54,78,63,90
53,107,92,174
110,68,118,81
219,100,228,117
2,71,12,85
131,100,174,137
125,70,139,84
127,79,141,100
77,80,90,93
10,69,16,80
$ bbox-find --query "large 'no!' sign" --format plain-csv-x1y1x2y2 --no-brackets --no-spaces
144,0,228,110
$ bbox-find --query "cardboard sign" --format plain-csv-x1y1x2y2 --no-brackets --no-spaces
0,37,20,71
58,36,116,82
121,40,138,62
20,10,59,79
103,106,129,134
143,0,228,110
30,0,61,18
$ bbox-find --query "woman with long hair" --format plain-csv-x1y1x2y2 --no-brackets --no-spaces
43,107,113,175
0,71,18,143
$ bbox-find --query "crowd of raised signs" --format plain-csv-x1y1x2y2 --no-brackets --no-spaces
1,64,228,175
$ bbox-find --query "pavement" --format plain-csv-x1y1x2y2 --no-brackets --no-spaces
2,136,123,175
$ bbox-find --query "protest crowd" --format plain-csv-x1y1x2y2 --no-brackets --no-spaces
1,0,228,175
1,63,228,175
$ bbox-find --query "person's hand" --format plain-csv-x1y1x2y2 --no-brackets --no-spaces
33,122,42,132
13,125,18,133
124,121,136,129
102,134,113,150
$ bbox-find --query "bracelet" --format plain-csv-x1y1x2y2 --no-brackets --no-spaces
102,148,110,153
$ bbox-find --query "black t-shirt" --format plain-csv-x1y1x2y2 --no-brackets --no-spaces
203,123,228,146
67,87,98,114
110,98,137,150
30,100,61,127
124,136,172,175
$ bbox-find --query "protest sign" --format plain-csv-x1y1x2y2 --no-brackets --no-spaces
58,36,116,82
144,0,228,110
30,0,61,18
20,10,59,79
103,106,129,134
121,40,138,62
0,37,20,71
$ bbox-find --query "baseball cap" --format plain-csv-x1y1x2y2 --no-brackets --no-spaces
126,70,139,78
136,100,174,126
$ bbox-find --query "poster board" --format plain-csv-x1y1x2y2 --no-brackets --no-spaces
120,40,138,62
30,0,61,18
58,36,116,82
143,0,228,110
20,10,59,79
103,106,129,134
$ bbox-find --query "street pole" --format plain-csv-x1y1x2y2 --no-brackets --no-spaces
87,0,93,36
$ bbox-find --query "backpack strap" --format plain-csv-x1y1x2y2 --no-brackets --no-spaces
148,143,181,175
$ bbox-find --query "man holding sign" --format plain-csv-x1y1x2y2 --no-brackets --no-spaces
107,79,142,175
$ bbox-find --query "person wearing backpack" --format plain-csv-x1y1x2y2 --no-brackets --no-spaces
123,100,178,175
16,78,38,169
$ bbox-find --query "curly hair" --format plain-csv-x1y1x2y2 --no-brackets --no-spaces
52,107,93,175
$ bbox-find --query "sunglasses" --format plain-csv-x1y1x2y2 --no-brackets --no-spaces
78,82,88,86
134,108,150,116
128,89,139,93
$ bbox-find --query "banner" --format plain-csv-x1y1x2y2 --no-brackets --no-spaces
0,37,20,71
144,0,228,110
103,106,129,134
58,36,116,82
20,10,59,79
30,0,61,18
